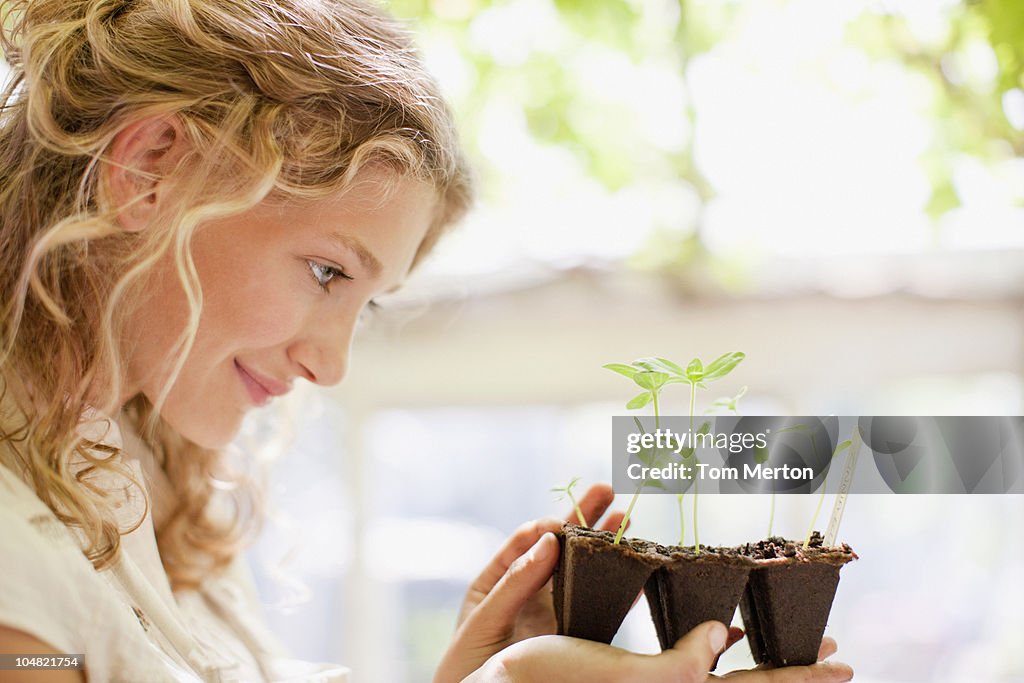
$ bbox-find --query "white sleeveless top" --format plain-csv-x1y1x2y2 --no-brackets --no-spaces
0,407,350,683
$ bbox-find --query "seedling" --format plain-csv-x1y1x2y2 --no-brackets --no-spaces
634,353,745,553
670,419,709,547
604,360,675,544
705,386,748,415
552,477,589,528
606,353,745,552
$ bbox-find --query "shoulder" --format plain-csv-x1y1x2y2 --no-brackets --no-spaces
0,626,85,683
0,461,105,653
0,462,189,682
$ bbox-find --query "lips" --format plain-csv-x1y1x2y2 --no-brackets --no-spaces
234,359,289,407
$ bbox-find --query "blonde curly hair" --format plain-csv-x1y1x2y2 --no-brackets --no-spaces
0,0,472,591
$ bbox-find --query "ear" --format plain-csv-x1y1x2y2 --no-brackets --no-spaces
103,115,189,232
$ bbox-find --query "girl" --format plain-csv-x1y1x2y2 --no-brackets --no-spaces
0,1,853,681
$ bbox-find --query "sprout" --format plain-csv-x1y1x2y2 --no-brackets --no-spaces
603,361,674,544
636,352,746,554
604,352,746,551
552,477,588,528
705,386,748,415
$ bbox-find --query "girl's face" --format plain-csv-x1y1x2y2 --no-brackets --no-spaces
124,170,436,448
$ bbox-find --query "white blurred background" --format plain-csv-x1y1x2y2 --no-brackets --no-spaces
8,0,1023,680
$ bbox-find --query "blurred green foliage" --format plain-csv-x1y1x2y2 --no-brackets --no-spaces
389,0,1023,264
977,0,1024,93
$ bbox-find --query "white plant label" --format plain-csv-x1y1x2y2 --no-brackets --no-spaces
824,425,861,547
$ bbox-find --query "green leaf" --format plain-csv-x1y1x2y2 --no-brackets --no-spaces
832,439,852,457
631,358,662,373
603,363,638,379
638,445,673,468
777,423,812,434
706,397,728,408
702,352,745,381
675,422,711,461
704,398,731,415
626,392,652,410
685,358,704,382
633,371,669,390
655,357,686,376
704,386,748,415
551,476,582,497
753,443,770,464
633,356,685,377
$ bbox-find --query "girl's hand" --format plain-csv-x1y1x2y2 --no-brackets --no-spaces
712,637,851,681
434,484,624,683
465,624,853,683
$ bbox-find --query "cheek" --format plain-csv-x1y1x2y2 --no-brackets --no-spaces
197,262,308,352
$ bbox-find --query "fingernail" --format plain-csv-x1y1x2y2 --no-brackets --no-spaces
830,663,853,681
707,623,727,653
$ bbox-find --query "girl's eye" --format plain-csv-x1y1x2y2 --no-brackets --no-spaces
307,260,353,292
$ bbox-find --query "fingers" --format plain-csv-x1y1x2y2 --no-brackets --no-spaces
817,637,837,661
717,661,853,682
571,484,615,528
764,662,854,682
645,620,727,683
597,510,626,534
465,518,564,602
461,532,561,641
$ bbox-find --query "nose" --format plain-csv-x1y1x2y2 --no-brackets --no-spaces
287,311,357,387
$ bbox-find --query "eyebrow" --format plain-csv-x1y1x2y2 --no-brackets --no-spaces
327,232,382,279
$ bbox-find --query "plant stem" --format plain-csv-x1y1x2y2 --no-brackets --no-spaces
614,482,643,545
693,472,700,554
614,389,655,544
567,491,588,528
688,382,696,432
653,390,661,430
677,494,685,546
689,381,699,554
768,491,776,537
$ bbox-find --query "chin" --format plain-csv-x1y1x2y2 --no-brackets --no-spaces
140,378,246,450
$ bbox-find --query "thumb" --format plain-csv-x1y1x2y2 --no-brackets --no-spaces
653,620,727,683
461,532,559,638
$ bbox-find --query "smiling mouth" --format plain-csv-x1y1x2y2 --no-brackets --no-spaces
234,359,271,407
